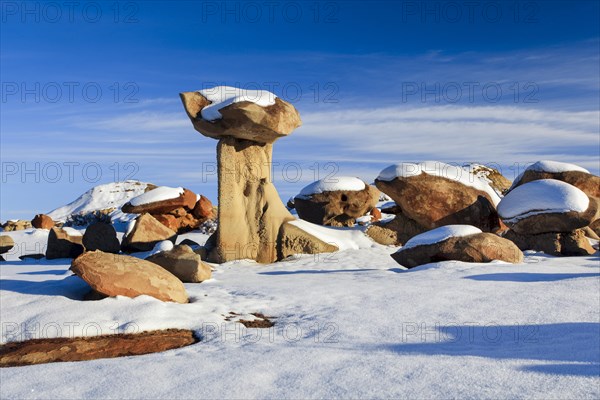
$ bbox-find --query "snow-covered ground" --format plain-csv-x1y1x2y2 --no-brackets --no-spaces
1,227,599,399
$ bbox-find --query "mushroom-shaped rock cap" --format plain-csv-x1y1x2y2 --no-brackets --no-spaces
180,86,302,144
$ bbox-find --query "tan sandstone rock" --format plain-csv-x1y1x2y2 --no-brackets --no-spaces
146,245,212,283
467,164,512,195
121,214,177,252
71,251,189,303
375,172,501,232
0,235,15,254
504,229,595,257
277,222,339,260
2,220,32,231
366,212,428,246
294,181,379,227
392,230,524,269
180,91,301,144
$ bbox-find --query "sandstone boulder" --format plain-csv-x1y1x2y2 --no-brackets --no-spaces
180,88,301,144
294,178,379,227
1,220,32,231
121,214,177,252
82,222,120,253
31,214,54,230
121,187,197,215
366,212,428,246
277,221,339,260
509,160,600,198
146,245,212,283
466,164,512,195
375,162,501,232
391,225,524,268
192,195,214,219
497,179,598,235
504,229,595,257
71,251,188,303
0,235,15,254
46,227,84,259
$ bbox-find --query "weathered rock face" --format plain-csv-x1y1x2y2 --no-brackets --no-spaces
0,329,197,367
1,220,32,231
294,184,379,227
122,188,197,215
504,229,595,257
590,219,600,238
146,245,212,283
511,169,600,199
46,228,84,259
392,232,524,269
121,214,177,252
71,251,189,303
31,214,54,230
82,223,120,253
180,91,301,144
366,213,428,246
181,87,334,263
277,222,339,260
375,173,500,232
0,235,15,254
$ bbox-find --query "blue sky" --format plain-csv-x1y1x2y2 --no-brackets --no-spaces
1,0,599,219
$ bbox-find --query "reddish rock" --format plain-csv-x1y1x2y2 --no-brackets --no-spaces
31,214,54,230
511,169,600,199
121,188,197,215
0,329,196,367
375,173,500,232
71,251,189,303
370,207,382,222
154,214,180,232
192,195,214,219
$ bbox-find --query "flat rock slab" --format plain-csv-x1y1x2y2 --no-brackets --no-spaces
0,329,197,367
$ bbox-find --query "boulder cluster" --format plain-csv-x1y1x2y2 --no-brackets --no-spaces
1,85,598,302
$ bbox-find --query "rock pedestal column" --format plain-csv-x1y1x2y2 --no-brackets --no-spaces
180,89,336,263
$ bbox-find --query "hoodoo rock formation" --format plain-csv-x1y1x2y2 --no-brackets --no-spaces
180,86,338,263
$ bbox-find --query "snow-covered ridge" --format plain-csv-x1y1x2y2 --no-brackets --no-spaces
377,161,501,205
47,180,153,223
129,186,184,207
198,86,277,121
527,160,589,174
297,177,366,199
498,179,589,221
402,225,482,250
